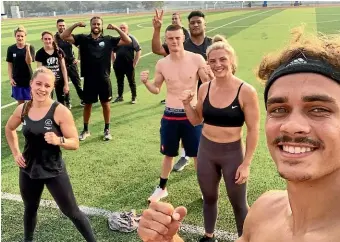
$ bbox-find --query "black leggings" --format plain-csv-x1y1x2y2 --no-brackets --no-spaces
197,135,248,237
19,171,96,242
51,80,70,106
113,65,136,98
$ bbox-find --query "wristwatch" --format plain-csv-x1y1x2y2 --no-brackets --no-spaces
60,136,65,144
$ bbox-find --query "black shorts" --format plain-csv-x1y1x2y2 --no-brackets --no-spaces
83,76,112,104
160,107,202,157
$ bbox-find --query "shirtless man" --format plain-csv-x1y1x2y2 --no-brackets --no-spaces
141,24,209,203
138,30,340,241
153,9,214,172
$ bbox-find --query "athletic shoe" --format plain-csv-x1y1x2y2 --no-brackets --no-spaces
79,130,90,141
113,96,124,103
199,235,218,242
172,157,189,172
103,129,112,141
148,186,168,203
131,97,137,104
160,99,166,105
80,100,85,106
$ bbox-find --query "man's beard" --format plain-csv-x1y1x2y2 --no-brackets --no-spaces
91,28,101,35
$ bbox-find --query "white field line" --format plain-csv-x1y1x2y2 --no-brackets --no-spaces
2,192,238,241
1,101,17,109
205,9,274,33
1,9,273,111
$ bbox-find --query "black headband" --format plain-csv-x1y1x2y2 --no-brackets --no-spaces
264,55,340,107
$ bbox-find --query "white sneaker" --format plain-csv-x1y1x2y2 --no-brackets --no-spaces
148,186,168,203
79,130,91,141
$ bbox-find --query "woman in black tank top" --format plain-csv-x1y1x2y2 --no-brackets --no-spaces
180,35,260,241
5,67,96,242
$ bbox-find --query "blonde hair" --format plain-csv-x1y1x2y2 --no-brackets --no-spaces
257,26,340,83
206,35,238,74
14,25,27,36
21,67,55,119
31,66,56,82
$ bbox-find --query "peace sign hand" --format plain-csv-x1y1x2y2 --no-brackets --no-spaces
152,9,164,30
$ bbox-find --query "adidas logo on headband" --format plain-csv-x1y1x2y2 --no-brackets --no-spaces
286,57,307,67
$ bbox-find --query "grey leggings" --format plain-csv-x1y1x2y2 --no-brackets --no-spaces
197,135,248,237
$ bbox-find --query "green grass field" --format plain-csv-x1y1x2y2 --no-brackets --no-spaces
2,6,340,242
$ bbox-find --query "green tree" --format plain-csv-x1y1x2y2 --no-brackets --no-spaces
141,1,164,10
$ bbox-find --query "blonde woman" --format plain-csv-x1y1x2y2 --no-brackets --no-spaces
180,35,260,241
5,67,96,242
6,26,35,105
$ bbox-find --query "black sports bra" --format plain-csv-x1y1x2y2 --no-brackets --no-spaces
202,82,245,127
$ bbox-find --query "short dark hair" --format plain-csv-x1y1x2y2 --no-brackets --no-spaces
187,11,205,21
56,19,64,24
165,24,183,32
90,16,103,24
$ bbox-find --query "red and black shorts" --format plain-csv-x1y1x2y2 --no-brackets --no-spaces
160,107,202,157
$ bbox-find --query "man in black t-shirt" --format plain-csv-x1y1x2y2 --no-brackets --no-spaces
55,19,84,107
60,16,132,142
152,10,214,172
112,23,141,104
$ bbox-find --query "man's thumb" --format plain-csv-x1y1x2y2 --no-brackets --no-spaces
172,206,187,222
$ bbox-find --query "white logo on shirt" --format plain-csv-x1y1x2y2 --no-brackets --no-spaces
13,53,16,57
44,119,52,130
232,106,238,109
99,41,105,47
22,120,26,125
47,57,59,66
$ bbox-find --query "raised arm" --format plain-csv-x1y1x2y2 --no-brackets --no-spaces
140,62,164,95
197,54,211,83
60,22,86,44
107,24,132,46
25,44,34,65
152,9,168,56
